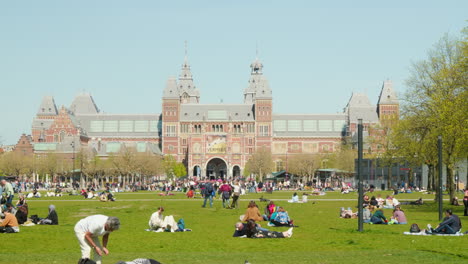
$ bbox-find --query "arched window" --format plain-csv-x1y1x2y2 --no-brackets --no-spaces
59,131,66,142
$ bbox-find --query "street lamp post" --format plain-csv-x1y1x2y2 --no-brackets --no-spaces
357,119,364,232
71,141,75,186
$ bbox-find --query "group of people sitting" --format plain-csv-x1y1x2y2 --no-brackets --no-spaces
0,194,58,233
362,194,401,209
231,200,296,239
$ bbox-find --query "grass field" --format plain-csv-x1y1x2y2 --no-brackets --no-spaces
2,190,467,264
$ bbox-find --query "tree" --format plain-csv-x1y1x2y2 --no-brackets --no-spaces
244,147,274,181
287,153,320,182
398,32,468,200
163,155,186,180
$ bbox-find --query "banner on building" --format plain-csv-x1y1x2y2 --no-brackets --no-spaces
206,135,227,153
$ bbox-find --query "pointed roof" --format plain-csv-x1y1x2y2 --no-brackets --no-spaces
37,96,58,116
177,56,200,102
70,93,99,115
378,80,398,105
162,76,179,99
344,93,379,123
244,58,271,103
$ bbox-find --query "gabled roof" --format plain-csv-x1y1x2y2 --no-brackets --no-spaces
37,96,58,116
377,80,398,105
344,93,379,123
70,93,99,115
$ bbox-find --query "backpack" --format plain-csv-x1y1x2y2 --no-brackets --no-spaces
205,183,214,194
177,218,185,230
409,223,420,233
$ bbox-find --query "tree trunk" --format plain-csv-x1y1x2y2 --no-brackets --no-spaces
447,166,455,201
386,167,391,190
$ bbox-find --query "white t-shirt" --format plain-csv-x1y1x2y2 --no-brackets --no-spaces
75,214,109,237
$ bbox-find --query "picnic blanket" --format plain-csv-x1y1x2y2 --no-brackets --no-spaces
403,231,464,236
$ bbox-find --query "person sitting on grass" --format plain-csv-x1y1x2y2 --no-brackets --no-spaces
148,206,179,232
264,201,276,220
186,186,194,198
242,201,263,222
288,192,299,203
16,194,26,207
383,195,394,209
370,209,387,224
245,219,293,238
390,205,407,225
426,209,461,235
38,204,59,225
15,202,28,225
0,204,19,233
270,207,296,227
363,205,372,223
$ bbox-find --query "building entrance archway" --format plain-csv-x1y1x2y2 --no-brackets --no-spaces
232,165,241,178
193,165,201,177
206,158,227,180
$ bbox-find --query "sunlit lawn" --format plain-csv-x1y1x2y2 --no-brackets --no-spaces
2,190,467,264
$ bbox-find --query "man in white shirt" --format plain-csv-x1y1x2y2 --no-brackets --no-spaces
74,214,120,264
148,207,178,232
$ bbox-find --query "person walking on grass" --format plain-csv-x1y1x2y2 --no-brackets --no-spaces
74,215,120,264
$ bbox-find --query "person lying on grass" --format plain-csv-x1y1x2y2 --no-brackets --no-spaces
115,258,161,264
233,222,269,237
0,203,19,233
148,206,179,232
245,219,293,238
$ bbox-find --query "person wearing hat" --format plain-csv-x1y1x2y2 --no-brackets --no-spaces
0,177,14,205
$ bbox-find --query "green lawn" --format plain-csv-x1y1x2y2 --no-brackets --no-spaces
2,191,467,264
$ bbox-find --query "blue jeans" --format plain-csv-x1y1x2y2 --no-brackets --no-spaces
222,198,230,208
203,195,213,208
434,224,456,234
7,195,14,205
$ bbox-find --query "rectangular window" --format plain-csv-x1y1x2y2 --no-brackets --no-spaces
103,121,118,132
119,120,133,132
333,120,346,132
106,142,121,153
273,120,286,131
135,121,149,132
318,120,333,131
207,110,227,120
303,120,317,131
136,142,146,152
287,120,301,131
149,120,159,132
90,121,103,132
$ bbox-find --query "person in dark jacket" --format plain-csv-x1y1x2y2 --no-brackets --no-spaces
15,203,28,224
370,209,387,224
39,204,59,225
427,209,461,234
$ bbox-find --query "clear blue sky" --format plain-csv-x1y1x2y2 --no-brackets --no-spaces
0,1,466,145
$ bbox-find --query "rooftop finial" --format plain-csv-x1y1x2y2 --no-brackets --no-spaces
184,40,188,58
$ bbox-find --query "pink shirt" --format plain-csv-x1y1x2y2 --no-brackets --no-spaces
393,211,407,223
